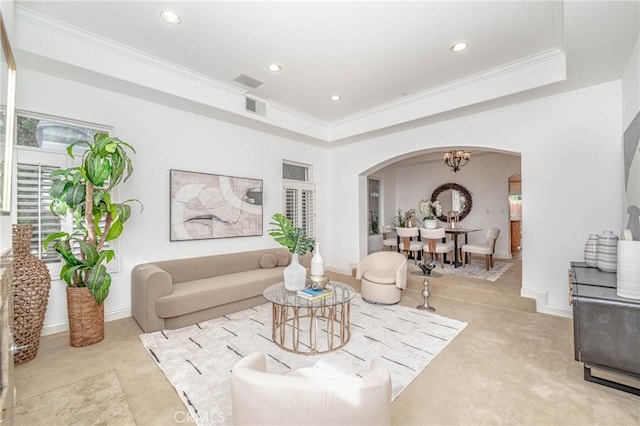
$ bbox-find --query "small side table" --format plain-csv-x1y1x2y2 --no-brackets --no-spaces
411,269,442,312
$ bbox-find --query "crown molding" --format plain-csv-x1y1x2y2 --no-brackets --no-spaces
14,4,568,145
14,5,246,98
329,47,566,128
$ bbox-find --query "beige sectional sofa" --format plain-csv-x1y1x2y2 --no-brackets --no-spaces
131,248,306,332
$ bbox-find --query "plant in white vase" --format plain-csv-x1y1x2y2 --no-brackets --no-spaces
268,213,315,291
419,198,442,229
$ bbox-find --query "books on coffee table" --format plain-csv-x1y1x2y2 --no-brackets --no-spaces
296,287,333,300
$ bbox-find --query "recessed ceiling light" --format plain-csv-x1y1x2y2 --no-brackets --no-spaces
160,10,181,24
268,64,282,72
330,95,341,101
450,42,468,53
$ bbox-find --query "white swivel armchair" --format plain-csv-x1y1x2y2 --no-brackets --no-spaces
461,227,500,270
356,251,408,304
420,227,454,268
231,352,392,426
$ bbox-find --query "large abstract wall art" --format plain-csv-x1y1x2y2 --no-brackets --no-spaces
623,110,640,240
170,170,263,241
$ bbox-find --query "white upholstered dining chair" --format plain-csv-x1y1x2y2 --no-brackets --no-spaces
461,227,500,270
231,352,392,425
380,224,397,251
396,226,422,264
420,227,455,269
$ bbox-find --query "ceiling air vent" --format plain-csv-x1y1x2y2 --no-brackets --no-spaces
245,96,267,117
234,74,263,89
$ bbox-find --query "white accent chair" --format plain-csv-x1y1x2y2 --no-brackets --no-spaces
420,227,455,269
380,225,397,251
461,227,500,270
396,226,422,264
356,252,408,305
231,352,392,426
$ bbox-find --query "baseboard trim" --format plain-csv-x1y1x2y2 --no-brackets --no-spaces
41,308,132,336
329,266,353,276
521,287,572,318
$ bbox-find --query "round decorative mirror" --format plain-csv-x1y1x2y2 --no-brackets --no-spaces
430,183,473,222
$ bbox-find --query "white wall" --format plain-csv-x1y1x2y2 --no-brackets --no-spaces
622,34,640,129
16,68,329,334
388,153,520,259
327,81,623,316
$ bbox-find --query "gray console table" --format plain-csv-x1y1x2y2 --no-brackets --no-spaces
570,262,640,396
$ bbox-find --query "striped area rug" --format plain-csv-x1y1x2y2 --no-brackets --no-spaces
139,294,467,426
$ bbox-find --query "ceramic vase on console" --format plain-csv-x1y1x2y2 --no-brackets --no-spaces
284,253,307,291
596,231,618,272
583,234,598,267
616,237,640,300
423,219,438,229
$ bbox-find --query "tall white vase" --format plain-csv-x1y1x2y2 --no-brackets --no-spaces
284,253,307,291
617,240,640,299
311,242,324,276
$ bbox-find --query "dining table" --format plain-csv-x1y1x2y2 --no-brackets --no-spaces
444,227,481,268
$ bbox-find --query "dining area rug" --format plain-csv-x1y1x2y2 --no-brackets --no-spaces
431,260,513,281
139,295,467,425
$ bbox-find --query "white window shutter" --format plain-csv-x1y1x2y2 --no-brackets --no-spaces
15,162,61,262
283,180,316,238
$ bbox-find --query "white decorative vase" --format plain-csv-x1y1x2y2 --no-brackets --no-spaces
616,240,640,300
596,231,618,272
424,219,438,229
311,243,324,276
284,253,307,291
584,234,598,267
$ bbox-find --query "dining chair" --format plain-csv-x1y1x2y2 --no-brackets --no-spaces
461,227,500,270
396,227,422,264
380,225,397,251
420,227,454,269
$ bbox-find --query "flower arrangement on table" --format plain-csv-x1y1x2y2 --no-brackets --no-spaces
419,198,442,220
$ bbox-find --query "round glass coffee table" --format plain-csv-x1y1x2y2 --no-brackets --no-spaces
262,282,356,355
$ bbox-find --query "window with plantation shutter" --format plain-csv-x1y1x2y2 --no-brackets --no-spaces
282,161,315,239
15,151,117,273
15,162,61,263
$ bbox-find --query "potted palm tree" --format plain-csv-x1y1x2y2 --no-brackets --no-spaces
268,213,314,291
44,132,141,347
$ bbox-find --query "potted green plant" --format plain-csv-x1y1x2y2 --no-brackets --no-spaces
268,213,314,291
44,132,141,347
392,208,407,228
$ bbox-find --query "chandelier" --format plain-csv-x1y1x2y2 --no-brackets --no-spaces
443,150,471,173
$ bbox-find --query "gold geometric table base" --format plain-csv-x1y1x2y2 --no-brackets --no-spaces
271,303,351,355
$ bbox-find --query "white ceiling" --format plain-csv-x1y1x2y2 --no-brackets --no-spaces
13,1,640,142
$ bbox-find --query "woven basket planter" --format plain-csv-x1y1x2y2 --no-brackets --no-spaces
66,287,104,347
11,225,51,365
